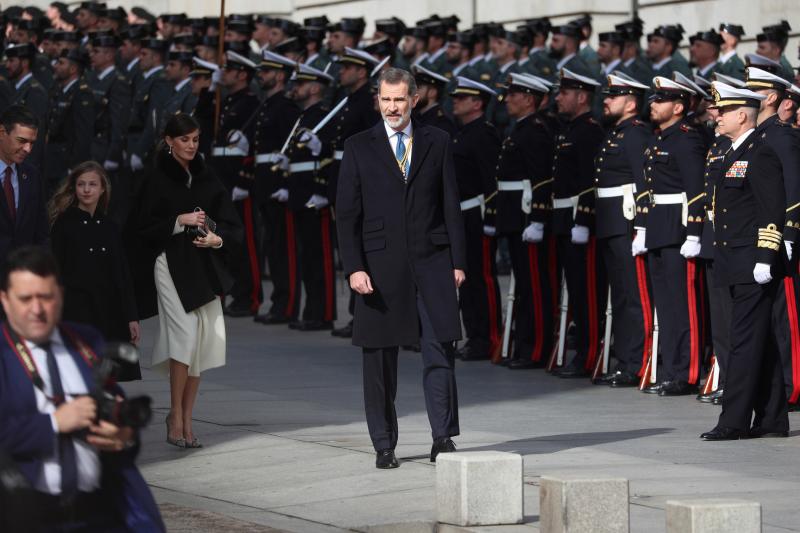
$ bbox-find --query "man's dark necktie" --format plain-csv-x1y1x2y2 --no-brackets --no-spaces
42,342,78,497
3,166,15,222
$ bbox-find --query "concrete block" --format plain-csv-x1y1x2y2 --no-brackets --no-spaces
665,499,761,533
436,451,523,526
539,474,629,533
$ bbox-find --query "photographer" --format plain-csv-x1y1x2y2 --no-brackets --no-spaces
0,246,164,532
135,113,242,448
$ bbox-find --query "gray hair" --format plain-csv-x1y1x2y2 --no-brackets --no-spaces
378,67,417,96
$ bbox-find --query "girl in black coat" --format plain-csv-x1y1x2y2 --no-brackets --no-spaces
49,161,141,381
135,113,242,448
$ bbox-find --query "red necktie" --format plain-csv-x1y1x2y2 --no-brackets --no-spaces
3,166,15,222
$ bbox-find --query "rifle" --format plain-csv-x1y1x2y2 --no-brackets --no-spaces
591,285,613,383
495,272,515,364
547,271,569,371
700,355,719,396
639,309,659,391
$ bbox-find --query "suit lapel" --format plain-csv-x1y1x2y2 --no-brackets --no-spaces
14,166,27,226
370,122,406,183
406,125,432,184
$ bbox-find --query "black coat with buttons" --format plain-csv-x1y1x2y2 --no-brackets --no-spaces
640,118,706,250
252,91,301,200
592,116,652,239
451,114,500,202
699,136,731,260
208,86,260,191
51,206,137,343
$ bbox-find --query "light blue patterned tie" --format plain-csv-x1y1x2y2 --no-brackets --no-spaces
395,131,409,177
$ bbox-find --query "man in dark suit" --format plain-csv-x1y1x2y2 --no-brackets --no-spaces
0,246,164,530
337,67,466,469
0,106,48,277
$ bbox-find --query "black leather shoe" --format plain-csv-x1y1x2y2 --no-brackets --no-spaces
554,365,590,378
608,372,639,388
659,380,698,396
254,313,291,325
430,438,456,462
640,381,662,394
224,304,255,317
788,402,799,413
288,320,304,329
507,359,544,369
459,345,490,361
295,320,333,331
596,371,623,385
700,427,743,441
331,321,353,338
749,427,789,439
376,449,399,469
710,389,724,405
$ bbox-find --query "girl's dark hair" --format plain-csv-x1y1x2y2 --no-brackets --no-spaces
164,113,201,139
47,161,111,227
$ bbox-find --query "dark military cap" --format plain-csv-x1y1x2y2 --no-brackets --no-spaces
524,17,551,36
59,47,89,66
273,37,304,55
86,28,115,40
442,15,460,32
140,38,168,52
90,34,120,48
375,17,406,38
259,50,295,71
16,17,48,34
598,31,625,46
328,17,366,37
254,15,276,27
77,2,106,15
718,23,745,38
272,18,300,36
648,24,685,45
161,13,187,25
471,23,490,39
449,31,475,48
168,50,194,65
616,16,644,41
363,38,394,58
552,23,582,40
199,35,219,48
188,18,209,34
42,28,57,40
486,22,505,38
227,18,253,35
172,32,197,47
131,7,156,23
300,26,326,43
98,6,125,21
203,16,218,29
757,22,790,45
423,20,447,38
224,40,250,55
404,26,429,40
304,16,329,28
569,14,592,29
689,29,723,47
416,15,440,26
513,26,534,48
4,43,36,58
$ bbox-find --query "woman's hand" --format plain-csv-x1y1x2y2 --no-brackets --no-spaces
128,321,140,345
178,210,205,227
193,229,223,248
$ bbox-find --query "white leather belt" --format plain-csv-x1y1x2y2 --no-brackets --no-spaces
334,150,344,160
289,161,320,173
212,146,247,157
497,180,532,214
552,196,578,209
497,180,525,191
255,153,282,164
460,194,484,212
597,184,637,198
653,192,688,226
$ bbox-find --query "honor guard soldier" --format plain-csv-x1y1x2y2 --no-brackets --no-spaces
755,22,794,82
5,43,48,170
411,65,457,137
209,51,261,317
597,31,626,77
487,73,555,369
328,47,381,338
449,77,502,360
13,18,54,91
689,29,724,79
160,51,198,135
419,19,451,76
188,58,219,158
281,64,338,331
616,18,654,85
44,48,94,193
118,26,145,92
520,18,557,80
717,24,746,80
744,66,800,408
374,17,408,71
300,23,331,71
485,30,522,136
550,23,593,77
551,69,607,378
326,18,367,102
249,51,303,327
646,25,692,79
701,82,789,440
637,76,706,396
594,74,654,387
571,14,601,76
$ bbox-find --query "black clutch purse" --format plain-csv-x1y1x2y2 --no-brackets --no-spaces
186,207,217,238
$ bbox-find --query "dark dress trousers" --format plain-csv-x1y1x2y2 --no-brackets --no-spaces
336,120,466,450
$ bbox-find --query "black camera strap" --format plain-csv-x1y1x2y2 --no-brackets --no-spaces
1,324,98,400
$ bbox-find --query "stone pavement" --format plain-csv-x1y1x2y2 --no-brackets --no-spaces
124,278,800,532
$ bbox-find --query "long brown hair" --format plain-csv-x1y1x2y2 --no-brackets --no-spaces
48,161,112,227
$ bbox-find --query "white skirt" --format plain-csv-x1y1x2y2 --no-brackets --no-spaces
151,253,226,377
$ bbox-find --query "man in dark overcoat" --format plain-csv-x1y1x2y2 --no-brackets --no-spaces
337,67,466,469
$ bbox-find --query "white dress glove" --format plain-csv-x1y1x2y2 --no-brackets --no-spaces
231,186,250,201
522,222,544,243
679,235,701,258
210,69,222,90
305,194,329,209
130,154,144,172
631,228,648,256
483,225,497,237
103,160,119,171
227,129,250,154
571,225,589,244
275,153,290,171
270,188,289,202
754,263,772,284
785,240,793,261
298,130,322,156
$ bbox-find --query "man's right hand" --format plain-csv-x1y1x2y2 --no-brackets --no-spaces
349,271,374,295
54,396,96,434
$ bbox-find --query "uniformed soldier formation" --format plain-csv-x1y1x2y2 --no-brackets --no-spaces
2,3,800,439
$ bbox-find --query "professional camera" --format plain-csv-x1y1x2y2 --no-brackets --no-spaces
92,343,153,429
185,206,217,238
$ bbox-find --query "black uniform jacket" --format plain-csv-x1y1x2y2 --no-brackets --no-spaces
44,77,94,183
135,150,243,318
285,101,332,210
51,206,137,341
416,103,457,137
553,112,604,235
699,135,731,260
336,120,467,348
252,90,301,200
594,116,652,239
451,115,500,202
640,118,706,250
713,132,787,287
209,86,260,191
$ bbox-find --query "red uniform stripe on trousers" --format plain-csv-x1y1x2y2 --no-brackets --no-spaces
320,209,335,322
783,277,800,403
242,197,261,313
584,237,599,371
527,243,544,361
686,258,700,384
285,209,298,318
635,254,653,377
481,236,501,352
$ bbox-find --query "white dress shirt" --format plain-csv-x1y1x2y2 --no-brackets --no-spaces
730,128,755,152
384,120,413,174
27,330,101,495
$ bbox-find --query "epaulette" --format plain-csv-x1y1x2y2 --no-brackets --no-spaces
79,84,89,90
679,123,692,132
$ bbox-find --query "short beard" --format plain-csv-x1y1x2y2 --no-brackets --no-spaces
601,110,622,127
382,109,411,129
